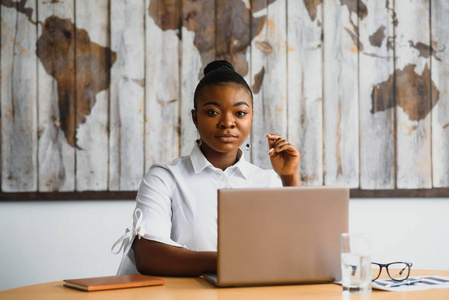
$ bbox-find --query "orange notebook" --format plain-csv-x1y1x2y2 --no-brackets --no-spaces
63,274,165,291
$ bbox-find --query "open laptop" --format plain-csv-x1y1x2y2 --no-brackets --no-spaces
203,186,349,287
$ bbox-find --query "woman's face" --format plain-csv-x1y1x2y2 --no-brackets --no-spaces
192,84,253,156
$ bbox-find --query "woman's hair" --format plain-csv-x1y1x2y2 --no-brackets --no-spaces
193,60,253,109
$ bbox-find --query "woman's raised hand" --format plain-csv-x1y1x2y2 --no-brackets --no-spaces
266,134,301,186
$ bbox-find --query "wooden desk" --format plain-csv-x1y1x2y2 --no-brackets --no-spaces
1,270,448,300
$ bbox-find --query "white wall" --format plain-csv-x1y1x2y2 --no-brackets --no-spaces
0,198,448,291
349,198,449,269
0,200,135,292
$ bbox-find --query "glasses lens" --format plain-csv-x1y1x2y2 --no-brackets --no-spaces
371,263,381,281
387,263,410,281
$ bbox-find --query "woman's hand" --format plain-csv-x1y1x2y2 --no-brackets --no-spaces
266,134,301,186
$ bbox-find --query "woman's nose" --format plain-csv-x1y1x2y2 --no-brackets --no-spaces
218,113,236,128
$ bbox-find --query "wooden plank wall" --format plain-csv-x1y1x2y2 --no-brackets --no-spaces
37,0,75,192
1,0,448,196
287,0,323,186
359,0,395,190
110,0,145,191
432,0,449,188
1,0,37,192
323,0,359,187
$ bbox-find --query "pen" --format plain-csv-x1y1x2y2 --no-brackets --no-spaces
387,278,422,288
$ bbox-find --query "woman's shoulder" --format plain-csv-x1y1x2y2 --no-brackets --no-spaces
145,154,192,178
139,155,191,193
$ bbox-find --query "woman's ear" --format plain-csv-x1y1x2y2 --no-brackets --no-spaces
191,109,198,128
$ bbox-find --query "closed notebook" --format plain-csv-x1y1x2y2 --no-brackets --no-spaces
63,274,165,291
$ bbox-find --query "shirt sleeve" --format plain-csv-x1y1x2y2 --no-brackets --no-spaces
268,170,283,187
135,164,185,248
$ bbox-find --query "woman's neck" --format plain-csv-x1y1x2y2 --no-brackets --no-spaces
199,146,241,171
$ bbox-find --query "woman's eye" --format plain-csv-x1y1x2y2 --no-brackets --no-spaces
207,110,219,116
236,111,248,117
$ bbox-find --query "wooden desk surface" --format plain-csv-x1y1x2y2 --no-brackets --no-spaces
1,270,448,300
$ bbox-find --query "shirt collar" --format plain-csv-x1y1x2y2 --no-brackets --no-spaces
189,146,249,180
232,150,249,179
190,146,213,174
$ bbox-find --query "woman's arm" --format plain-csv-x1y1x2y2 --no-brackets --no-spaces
133,238,217,277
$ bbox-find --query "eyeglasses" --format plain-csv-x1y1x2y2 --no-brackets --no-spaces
371,262,413,282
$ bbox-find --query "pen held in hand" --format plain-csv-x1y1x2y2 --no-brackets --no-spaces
387,278,422,288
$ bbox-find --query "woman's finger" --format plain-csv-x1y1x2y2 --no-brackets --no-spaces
266,134,282,148
266,134,288,149
274,141,290,151
269,142,290,155
267,139,286,155
274,144,298,154
269,144,296,156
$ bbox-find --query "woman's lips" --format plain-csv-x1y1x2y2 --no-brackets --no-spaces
216,135,238,142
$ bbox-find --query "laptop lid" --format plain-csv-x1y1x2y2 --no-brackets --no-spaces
214,186,349,287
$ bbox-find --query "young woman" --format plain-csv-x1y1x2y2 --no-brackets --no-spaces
112,60,301,276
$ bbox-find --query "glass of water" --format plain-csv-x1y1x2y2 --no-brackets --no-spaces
341,233,371,294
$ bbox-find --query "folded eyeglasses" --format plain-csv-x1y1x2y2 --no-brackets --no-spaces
371,262,413,282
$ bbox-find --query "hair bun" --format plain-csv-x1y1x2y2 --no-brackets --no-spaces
203,60,235,76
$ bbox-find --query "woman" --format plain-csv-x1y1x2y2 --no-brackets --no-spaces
113,60,300,276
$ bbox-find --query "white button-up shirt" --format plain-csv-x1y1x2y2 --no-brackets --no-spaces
113,146,282,275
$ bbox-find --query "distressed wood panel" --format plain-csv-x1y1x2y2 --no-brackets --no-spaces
287,0,323,185
145,0,180,171
251,0,288,169
109,0,145,190
75,0,112,191
323,0,359,187
395,0,432,189
241,0,253,160
180,0,215,156
431,0,449,188
359,0,395,189
36,0,75,192
1,1,37,191
249,0,266,164
1,0,447,196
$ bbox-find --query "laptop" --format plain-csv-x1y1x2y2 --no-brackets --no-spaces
203,186,349,287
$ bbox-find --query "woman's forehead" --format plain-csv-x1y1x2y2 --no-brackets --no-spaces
197,84,252,106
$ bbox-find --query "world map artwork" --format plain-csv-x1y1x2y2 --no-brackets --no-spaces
1,0,440,150
36,16,117,148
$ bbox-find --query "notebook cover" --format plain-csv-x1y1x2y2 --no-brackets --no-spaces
63,274,165,291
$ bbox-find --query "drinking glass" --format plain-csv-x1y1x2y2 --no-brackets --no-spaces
341,233,372,294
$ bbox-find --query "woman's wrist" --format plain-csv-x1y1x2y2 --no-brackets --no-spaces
202,251,218,273
280,174,301,186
